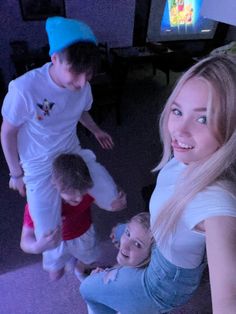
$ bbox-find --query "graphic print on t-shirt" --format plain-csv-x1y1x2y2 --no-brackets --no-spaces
37,98,55,119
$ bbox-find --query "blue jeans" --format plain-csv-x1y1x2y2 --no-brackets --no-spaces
80,245,206,314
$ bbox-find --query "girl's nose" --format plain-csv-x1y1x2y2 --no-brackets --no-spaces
175,119,191,135
120,239,130,251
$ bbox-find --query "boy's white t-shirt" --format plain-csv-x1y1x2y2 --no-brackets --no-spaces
2,62,92,173
150,158,236,268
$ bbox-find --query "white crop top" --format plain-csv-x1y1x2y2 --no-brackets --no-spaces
149,158,236,268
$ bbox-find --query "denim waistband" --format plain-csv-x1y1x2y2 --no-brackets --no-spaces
144,245,207,309
153,245,206,278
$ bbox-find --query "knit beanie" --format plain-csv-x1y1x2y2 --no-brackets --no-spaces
46,16,97,56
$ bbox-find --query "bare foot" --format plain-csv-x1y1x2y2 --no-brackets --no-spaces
49,268,64,281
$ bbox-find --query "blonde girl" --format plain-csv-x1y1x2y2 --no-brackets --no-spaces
80,54,236,314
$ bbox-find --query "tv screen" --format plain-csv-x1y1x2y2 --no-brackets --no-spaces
147,0,218,42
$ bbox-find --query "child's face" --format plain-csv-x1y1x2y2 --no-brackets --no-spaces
60,189,85,206
168,77,220,164
116,220,152,267
51,54,92,91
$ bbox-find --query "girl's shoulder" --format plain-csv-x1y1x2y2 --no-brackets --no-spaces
200,184,236,207
185,184,236,228
160,158,186,174
157,158,186,186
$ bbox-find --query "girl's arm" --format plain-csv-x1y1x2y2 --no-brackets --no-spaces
20,225,61,254
205,216,236,314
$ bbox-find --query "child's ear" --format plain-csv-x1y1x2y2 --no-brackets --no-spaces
51,53,58,64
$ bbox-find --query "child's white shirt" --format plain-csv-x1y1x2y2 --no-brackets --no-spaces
2,62,92,173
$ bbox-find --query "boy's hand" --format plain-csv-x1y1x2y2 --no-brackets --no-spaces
110,226,121,249
90,267,105,275
9,177,26,197
35,226,61,253
94,129,114,150
110,223,126,249
111,191,127,211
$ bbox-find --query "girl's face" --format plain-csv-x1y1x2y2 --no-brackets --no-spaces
168,77,220,164
116,220,152,267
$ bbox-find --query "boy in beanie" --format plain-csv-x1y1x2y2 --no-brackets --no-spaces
1,17,121,261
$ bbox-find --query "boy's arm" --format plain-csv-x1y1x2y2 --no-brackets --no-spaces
20,225,61,254
88,161,127,211
93,189,127,212
110,191,127,211
21,204,61,254
110,223,127,249
20,225,41,254
1,119,25,196
79,111,114,149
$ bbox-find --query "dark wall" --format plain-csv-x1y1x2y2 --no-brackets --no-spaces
133,0,152,46
0,0,135,87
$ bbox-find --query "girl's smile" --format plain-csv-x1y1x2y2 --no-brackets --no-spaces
171,139,194,151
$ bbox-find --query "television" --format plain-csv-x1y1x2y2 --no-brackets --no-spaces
147,0,218,43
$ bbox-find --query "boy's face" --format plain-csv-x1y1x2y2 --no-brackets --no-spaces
50,54,92,91
116,220,152,267
60,189,85,206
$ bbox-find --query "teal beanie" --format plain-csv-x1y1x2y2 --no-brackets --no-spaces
46,16,97,56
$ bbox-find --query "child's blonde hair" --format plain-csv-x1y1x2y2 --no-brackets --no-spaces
130,212,154,267
152,54,236,242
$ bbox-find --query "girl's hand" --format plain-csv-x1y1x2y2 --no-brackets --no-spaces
9,177,26,197
35,226,61,253
94,129,114,150
111,190,127,211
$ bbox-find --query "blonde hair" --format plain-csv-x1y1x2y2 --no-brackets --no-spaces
130,212,154,267
152,54,236,243
130,212,151,231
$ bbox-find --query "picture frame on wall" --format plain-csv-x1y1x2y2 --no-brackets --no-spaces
20,0,66,21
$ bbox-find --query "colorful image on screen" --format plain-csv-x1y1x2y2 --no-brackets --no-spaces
161,0,216,36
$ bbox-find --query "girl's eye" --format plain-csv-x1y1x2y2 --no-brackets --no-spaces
171,108,182,116
134,241,141,249
197,116,207,124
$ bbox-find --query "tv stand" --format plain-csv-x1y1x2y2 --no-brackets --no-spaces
147,41,196,79
111,43,196,85
110,45,170,84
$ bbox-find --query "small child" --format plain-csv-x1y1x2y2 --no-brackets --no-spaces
91,212,153,284
85,212,153,314
20,153,126,281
